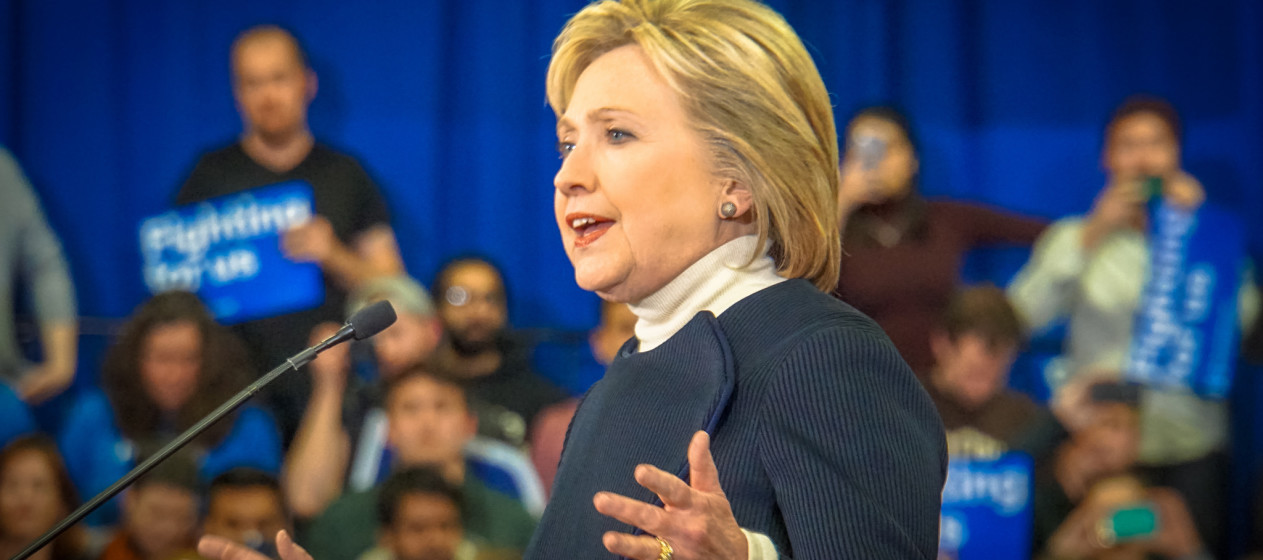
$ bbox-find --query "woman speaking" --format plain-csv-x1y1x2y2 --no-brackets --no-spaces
199,1,946,559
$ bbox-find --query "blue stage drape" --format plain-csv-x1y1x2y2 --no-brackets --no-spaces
3,0,1260,325
2,0,1262,549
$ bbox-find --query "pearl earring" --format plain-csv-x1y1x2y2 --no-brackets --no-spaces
720,201,737,219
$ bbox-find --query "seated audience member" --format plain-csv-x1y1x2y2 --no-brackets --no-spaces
285,276,443,518
59,292,282,526
0,436,89,560
304,367,537,560
526,400,576,500
0,147,79,405
924,285,1039,458
1009,96,1259,555
1043,475,1208,560
1033,389,1143,554
100,453,202,560
431,258,566,445
0,383,36,449
203,468,290,555
833,106,1046,376
361,466,518,560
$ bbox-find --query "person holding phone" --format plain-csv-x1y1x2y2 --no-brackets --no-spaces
834,106,1047,377
1009,96,1260,555
1044,475,1208,560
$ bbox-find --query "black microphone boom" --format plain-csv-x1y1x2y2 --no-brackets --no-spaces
12,301,397,560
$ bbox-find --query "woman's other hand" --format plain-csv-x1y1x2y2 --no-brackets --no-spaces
198,531,311,560
593,431,749,560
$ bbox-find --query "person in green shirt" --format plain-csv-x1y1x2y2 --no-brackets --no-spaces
302,366,536,560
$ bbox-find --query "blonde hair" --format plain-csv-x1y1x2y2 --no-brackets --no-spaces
546,0,841,291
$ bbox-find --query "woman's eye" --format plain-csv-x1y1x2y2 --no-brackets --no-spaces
557,141,576,159
607,128,634,143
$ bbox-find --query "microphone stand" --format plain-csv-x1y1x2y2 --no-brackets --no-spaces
11,325,354,560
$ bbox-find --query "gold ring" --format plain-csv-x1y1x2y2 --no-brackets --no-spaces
655,536,673,560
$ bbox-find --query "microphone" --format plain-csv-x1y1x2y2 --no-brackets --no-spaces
287,300,398,367
13,301,397,560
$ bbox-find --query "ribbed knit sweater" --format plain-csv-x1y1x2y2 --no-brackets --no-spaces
525,278,947,558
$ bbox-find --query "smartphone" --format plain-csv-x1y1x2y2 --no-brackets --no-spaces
1089,381,1140,405
1096,503,1159,546
1142,176,1163,201
852,134,887,171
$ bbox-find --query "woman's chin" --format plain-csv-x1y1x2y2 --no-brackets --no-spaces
575,273,637,303
574,271,615,295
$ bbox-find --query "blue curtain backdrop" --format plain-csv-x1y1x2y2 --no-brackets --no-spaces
3,0,1261,327
3,0,1263,545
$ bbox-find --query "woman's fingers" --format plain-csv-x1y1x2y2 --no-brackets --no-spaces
276,530,314,560
634,463,694,508
594,491,667,533
197,531,311,560
197,536,268,560
602,531,666,560
687,431,724,495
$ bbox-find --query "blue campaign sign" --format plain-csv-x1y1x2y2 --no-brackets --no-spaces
1125,201,1245,398
938,452,1033,560
139,181,324,324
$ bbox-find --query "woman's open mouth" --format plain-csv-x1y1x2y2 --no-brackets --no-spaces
567,213,614,248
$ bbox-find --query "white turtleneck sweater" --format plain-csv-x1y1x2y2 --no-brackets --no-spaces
629,235,786,352
625,234,784,559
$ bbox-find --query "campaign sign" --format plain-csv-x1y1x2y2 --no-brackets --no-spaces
1125,201,1245,398
938,452,1033,560
139,181,324,324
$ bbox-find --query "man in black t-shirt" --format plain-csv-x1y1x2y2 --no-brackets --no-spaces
176,25,405,443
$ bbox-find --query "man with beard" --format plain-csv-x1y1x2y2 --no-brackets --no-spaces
432,258,566,446
174,26,404,444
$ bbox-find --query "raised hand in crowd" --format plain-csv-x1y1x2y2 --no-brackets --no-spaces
281,216,340,266
1081,171,1205,251
1081,180,1147,251
306,321,351,394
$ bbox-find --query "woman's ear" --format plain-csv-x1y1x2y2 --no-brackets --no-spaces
718,179,755,220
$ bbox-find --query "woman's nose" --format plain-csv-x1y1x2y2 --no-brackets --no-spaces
554,143,594,195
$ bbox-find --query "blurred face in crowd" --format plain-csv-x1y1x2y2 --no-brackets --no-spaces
930,331,1018,410
554,45,747,303
382,493,464,560
589,302,637,365
376,311,442,379
438,263,507,355
232,33,313,143
1076,403,1140,475
203,486,288,550
0,450,64,542
843,114,918,203
141,321,202,414
387,376,477,469
1104,112,1179,184
125,484,198,560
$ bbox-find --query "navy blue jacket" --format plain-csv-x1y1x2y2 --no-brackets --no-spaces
526,280,947,559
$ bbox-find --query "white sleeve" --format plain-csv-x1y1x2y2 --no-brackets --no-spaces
742,528,778,560
1007,217,1089,332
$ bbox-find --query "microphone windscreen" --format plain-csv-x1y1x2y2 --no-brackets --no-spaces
348,300,397,340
